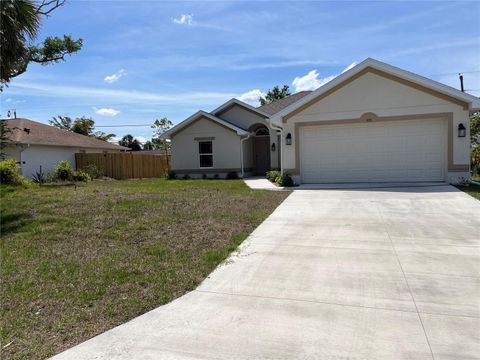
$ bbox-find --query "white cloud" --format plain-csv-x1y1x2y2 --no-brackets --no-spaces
136,136,147,144
8,81,235,106
94,107,120,116
236,89,265,106
292,62,358,92
173,14,194,25
4,98,26,104
292,70,335,92
104,69,125,83
342,62,357,73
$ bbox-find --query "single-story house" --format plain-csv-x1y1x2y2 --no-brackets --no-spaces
1,118,128,178
162,58,480,184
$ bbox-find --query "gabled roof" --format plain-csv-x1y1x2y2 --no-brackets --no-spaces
211,98,270,118
3,118,129,150
270,58,480,124
257,91,312,115
161,111,249,139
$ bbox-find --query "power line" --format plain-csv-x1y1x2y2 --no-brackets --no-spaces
95,124,153,127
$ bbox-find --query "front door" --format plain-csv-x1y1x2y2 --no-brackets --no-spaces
253,136,271,175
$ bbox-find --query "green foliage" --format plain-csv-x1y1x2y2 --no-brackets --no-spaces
0,159,27,185
0,120,11,156
143,140,155,150
277,173,294,187
83,164,103,179
226,171,239,180
165,170,176,180
31,167,47,185
0,0,82,86
471,113,479,145
54,160,73,181
266,170,293,187
72,170,91,182
259,85,291,106
472,146,480,177
151,117,173,154
49,116,115,141
266,170,281,182
118,134,142,151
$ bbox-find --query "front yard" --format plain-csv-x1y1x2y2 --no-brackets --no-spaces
0,179,289,359
456,182,480,201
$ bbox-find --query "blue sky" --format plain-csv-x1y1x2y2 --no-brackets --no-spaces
1,0,479,144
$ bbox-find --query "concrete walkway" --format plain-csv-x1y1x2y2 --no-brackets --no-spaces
243,176,285,190
52,185,480,359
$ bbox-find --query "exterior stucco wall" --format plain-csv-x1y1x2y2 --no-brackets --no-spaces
216,105,281,170
217,105,268,130
2,145,22,162
171,117,241,172
3,144,121,178
20,145,78,178
281,72,471,183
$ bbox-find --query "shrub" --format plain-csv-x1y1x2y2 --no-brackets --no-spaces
0,159,28,185
83,164,103,179
266,170,281,182
472,146,480,177
277,173,294,187
213,174,219,179
226,171,239,180
202,174,207,179
32,167,47,185
54,160,74,181
165,170,176,180
72,170,91,182
182,174,190,180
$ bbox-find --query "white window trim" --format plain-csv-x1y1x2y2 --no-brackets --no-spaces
198,140,213,168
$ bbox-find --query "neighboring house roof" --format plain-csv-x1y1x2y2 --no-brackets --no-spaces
3,118,129,150
256,91,312,115
270,58,480,124
161,111,249,139
211,98,270,118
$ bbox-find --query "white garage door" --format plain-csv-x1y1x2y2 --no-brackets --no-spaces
300,119,446,183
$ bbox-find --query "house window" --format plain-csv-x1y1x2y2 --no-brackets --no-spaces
199,141,213,168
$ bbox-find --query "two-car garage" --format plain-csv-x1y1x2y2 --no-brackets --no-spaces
273,59,477,185
299,118,446,183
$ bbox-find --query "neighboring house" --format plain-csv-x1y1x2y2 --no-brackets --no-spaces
1,118,128,178
162,58,480,184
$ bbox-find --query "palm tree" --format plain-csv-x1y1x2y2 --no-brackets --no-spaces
0,0,40,84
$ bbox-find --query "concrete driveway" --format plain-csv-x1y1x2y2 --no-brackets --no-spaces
53,185,480,360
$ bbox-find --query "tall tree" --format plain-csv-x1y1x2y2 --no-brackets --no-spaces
118,134,142,151
259,85,291,105
470,112,479,145
0,120,11,158
151,117,173,152
0,0,83,87
143,140,155,150
49,115,115,141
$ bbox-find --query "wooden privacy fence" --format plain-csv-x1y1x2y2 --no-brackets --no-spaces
75,153,170,179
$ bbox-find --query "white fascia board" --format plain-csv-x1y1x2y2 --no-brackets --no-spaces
211,98,270,118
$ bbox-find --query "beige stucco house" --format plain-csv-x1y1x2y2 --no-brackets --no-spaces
162,58,480,184
2,118,128,178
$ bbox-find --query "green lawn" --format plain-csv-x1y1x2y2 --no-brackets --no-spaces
0,179,289,359
455,183,480,200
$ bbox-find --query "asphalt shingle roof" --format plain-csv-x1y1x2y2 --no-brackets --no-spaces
2,118,129,150
256,91,312,115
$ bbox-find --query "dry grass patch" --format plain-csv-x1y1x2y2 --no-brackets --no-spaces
0,179,289,359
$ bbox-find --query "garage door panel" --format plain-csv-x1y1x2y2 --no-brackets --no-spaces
300,119,446,183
